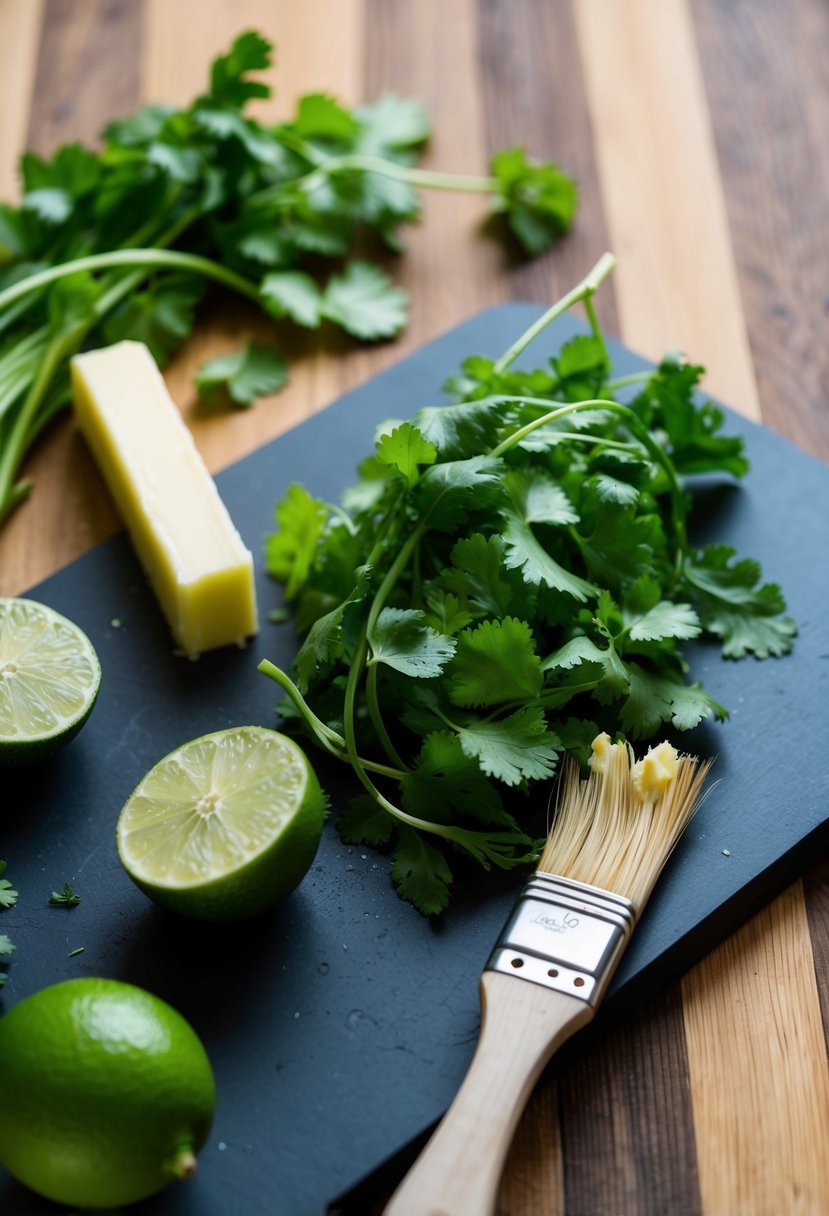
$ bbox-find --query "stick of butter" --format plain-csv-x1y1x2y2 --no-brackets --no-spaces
72,341,258,659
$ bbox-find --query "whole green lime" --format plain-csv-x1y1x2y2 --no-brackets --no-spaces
0,978,215,1209
116,725,327,920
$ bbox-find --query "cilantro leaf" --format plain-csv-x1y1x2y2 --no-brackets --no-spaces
391,825,452,916
632,354,749,477
375,422,437,487
684,545,796,658
0,935,14,957
589,473,640,507
424,589,473,636
401,732,509,826
49,882,81,907
355,94,431,155
195,340,287,407
102,276,204,366
411,397,505,459
439,534,514,618
203,30,272,108
266,484,330,601
552,335,609,402
337,796,395,847
369,608,456,678
22,188,72,225
625,600,701,643
0,27,580,533
294,573,370,692
260,271,323,328
256,256,796,916
541,635,607,673
0,861,17,910
321,261,409,340
455,706,561,786
448,617,542,708
295,93,359,143
489,147,578,255
503,514,596,600
504,468,579,527
619,663,726,738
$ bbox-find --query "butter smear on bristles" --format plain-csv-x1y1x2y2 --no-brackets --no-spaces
72,341,258,658
540,733,710,912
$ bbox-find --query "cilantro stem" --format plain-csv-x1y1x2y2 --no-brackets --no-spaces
494,252,617,373
584,294,610,371
365,663,410,773
0,249,262,314
249,152,496,210
0,335,66,523
341,639,530,857
489,398,688,566
605,370,652,392
257,659,406,780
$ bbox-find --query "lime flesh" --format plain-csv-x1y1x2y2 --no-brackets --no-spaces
0,597,101,767
117,725,326,920
0,978,215,1209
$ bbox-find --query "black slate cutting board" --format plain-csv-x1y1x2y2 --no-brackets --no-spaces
1,306,827,1216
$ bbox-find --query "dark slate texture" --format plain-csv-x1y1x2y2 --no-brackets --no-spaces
1,307,826,1215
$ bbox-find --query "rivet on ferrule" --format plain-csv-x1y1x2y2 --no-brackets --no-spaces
485,871,637,1008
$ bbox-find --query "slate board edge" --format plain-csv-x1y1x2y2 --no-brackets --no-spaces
10,302,828,1216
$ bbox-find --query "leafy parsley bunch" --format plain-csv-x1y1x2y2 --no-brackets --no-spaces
260,255,796,915
0,30,577,526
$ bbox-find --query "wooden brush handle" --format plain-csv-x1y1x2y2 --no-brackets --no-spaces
383,970,593,1216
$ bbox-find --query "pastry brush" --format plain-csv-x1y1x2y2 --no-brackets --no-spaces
383,733,711,1216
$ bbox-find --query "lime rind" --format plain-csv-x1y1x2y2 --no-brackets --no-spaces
117,726,325,917
0,597,101,766
0,977,215,1208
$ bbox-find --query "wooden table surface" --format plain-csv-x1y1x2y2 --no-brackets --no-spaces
1,2,828,1214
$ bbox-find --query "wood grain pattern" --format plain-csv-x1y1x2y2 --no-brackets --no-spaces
477,0,620,337
691,0,829,459
0,0,140,597
574,0,761,418
142,0,368,476
804,862,829,1045
0,0,43,200
558,986,702,1216
363,0,505,354
576,8,828,1216
28,0,142,154
683,883,829,1216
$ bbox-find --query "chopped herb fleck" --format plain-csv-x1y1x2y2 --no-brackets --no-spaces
49,883,81,907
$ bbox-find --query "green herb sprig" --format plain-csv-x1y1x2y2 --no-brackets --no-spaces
0,860,15,988
0,30,576,525
49,883,81,908
259,255,796,915
0,860,18,911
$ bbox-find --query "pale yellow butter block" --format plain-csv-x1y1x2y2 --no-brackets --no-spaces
71,341,258,658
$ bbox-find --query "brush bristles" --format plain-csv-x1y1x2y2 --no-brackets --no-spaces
539,742,712,914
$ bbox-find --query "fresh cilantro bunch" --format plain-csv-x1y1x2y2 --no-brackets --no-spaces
260,255,796,915
0,30,577,526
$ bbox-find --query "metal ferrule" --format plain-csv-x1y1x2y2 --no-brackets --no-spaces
485,872,637,1008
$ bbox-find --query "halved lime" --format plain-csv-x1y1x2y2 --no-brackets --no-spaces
117,726,326,920
0,597,101,768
